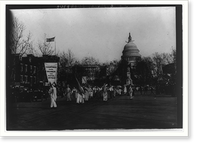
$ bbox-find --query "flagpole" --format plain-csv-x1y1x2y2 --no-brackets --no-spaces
54,37,56,55
54,37,57,85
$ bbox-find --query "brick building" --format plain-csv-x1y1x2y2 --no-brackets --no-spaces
10,54,38,88
10,54,59,90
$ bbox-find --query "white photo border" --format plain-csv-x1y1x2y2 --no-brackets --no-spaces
0,0,188,137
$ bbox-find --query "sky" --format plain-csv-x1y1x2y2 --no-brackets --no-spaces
11,7,176,63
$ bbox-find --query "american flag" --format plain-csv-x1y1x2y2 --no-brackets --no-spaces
46,37,55,42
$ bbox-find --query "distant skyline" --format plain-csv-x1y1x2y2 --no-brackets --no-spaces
11,7,176,63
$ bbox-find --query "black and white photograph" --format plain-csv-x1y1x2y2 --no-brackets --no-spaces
1,1,188,137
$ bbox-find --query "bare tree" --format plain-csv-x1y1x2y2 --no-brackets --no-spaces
25,39,39,56
151,49,176,77
81,56,99,65
9,17,34,83
58,49,77,84
161,53,173,64
169,47,176,73
10,17,33,56
59,49,76,67
142,56,154,74
152,52,164,76
66,49,76,66
104,60,119,75
170,47,176,64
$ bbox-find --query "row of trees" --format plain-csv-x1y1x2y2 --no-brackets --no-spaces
139,49,176,78
9,17,176,86
134,49,176,87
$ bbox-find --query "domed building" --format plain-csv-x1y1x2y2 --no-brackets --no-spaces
121,33,141,68
109,33,142,85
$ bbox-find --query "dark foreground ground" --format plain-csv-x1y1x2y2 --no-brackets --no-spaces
7,94,180,130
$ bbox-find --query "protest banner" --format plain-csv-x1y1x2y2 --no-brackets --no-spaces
44,63,58,84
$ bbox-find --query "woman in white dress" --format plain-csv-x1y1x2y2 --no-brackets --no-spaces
102,84,108,101
129,85,133,99
77,92,83,103
88,86,93,99
74,88,85,104
123,85,127,95
49,83,57,108
83,86,89,102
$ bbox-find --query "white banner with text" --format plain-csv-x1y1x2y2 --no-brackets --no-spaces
44,63,58,84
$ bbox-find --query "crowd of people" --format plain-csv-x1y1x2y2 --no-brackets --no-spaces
48,82,155,108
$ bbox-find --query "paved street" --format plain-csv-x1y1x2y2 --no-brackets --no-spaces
7,95,179,130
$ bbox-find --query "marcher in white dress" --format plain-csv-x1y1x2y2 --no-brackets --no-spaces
74,86,85,104
77,92,85,104
83,86,89,102
129,86,133,99
102,84,108,101
84,90,89,101
49,83,57,108
88,86,93,99
124,85,127,95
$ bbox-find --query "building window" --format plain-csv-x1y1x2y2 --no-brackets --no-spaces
25,64,27,73
30,65,32,74
30,76,33,86
20,75,23,83
19,56,22,61
25,75,28,83
21,63,23,72
33,66,36,74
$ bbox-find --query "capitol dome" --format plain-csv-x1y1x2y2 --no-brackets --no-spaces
121,33,141,63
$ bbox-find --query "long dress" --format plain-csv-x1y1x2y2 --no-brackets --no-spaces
49,86,57,108
103,91,108,101
84,90,89,101
124,86,127,95
129,87,133,99
74,87,84,104
77,93,84,104
102,85,108,101
88,87,93,98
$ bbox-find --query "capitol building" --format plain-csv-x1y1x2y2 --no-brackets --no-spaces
121,33,141,69
110,33,142,85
